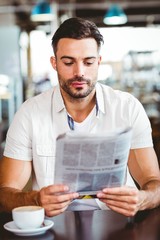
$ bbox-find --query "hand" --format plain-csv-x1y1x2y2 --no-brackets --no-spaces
38,184,79,217
97,186,146,217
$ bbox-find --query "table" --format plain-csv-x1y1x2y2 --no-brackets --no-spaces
0,208,160,240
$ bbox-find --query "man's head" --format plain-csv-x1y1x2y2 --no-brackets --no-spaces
50,18,103,100
51,17,104,56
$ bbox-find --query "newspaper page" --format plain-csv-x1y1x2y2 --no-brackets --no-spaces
54,127,132,196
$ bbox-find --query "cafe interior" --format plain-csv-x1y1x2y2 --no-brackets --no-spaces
1,0,160,163
1,1,160,239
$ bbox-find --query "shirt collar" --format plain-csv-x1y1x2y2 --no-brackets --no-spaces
53,85,65,113
95,82,105,115
53,82,105,114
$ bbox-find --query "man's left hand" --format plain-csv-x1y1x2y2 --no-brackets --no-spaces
97,186,145,217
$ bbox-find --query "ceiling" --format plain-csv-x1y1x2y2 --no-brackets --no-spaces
0,0,160,29
58,0,160,27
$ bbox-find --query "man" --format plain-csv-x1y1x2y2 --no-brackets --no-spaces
0,17,160,217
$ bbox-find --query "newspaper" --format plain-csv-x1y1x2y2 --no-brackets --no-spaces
54,127,132,196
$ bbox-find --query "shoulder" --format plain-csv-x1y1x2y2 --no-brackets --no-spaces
97,82,139,105
19,87,57,114
25,88,54,106
11,87,57,123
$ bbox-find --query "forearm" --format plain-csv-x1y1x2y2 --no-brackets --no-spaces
140,180,160,211
0,187,40,212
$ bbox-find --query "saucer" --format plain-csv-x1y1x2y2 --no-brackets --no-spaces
4,219,54,236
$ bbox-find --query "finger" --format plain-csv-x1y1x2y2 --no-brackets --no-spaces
43,184,70,195
40,189,79,208
105,203,137,217
45,204,69,217
44,199,71,212
99,199,138,216
100,198,137,210
46,192,79,204
40,184,79,200
97,193,138,204
42,198,72,217
101,186,138,196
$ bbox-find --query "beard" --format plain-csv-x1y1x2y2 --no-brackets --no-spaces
58,75,97,99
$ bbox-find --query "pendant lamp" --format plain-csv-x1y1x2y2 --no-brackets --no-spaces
31,0,53,22
103,4,127,25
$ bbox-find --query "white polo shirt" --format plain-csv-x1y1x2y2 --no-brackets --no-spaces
4,83,153,210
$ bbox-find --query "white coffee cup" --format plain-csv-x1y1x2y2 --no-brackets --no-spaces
12,206,45,229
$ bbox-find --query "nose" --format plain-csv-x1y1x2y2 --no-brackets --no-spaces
73,63,85,77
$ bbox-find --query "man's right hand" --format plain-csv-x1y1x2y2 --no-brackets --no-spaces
38,184,79,217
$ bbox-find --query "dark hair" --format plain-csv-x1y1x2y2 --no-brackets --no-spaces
51,17,104,54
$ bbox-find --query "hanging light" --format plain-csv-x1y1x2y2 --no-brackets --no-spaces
31,0,54,22
103,4,127,25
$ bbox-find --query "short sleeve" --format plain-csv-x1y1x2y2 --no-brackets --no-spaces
129,96,153,149
4,101,33,160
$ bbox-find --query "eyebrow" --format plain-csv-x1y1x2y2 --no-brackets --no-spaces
61,56,74,60
60,56,97,60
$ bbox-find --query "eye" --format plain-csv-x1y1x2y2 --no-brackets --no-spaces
64,62,74,66
84,58,95,66
84,61,94,66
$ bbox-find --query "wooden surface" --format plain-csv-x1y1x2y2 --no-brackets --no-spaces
1,207,160,240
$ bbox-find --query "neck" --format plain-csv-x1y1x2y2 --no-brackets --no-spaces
62,90,96,123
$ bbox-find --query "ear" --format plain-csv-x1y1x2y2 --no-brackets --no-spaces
98,55,102,65
50,56,57,71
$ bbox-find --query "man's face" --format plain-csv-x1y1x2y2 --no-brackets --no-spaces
50,38,101,99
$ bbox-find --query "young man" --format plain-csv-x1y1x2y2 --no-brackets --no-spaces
0,18,160,217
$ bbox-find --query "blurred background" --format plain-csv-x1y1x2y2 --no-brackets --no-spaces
0,0,160,162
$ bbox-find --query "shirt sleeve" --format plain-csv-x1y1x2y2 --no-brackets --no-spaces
128,95,153,149
4,100,33,161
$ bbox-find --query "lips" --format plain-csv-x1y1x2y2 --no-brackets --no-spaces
71,81,87,88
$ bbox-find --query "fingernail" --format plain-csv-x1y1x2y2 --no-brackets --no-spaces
73,193,79,198
64,186,69,191
97,193,102,198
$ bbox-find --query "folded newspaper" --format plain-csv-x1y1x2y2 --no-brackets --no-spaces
54,127,132,196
